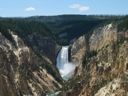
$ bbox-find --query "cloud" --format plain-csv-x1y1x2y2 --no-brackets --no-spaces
69,4,90,12
25,7,36,12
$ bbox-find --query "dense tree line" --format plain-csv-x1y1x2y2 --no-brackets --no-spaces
0,15,127,45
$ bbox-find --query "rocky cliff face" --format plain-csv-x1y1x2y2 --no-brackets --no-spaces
89,23,117,51
0,30,62,96
63,23,128,96
70,36,88,76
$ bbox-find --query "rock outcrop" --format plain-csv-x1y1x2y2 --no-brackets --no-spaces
64,23,128,96
0,30,62,96
70,36,88,76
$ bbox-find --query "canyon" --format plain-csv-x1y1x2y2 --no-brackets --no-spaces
0,15,128,96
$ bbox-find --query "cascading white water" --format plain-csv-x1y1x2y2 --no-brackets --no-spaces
57,46,76,80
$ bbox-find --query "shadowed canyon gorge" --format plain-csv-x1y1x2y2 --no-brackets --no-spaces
0,15,128,96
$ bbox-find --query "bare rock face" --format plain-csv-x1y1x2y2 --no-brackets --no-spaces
94,78,127,96
78,41,128,96
0,31,62,96
89,23,117,51
71,36,87,64
68,23,128,96
71,36,88,76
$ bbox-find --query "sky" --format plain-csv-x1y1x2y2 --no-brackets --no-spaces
0,0,128,17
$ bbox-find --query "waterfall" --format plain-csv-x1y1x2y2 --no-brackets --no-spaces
57,46,76,80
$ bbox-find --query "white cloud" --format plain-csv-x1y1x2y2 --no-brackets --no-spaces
69,4,89,12
25,7,36,12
